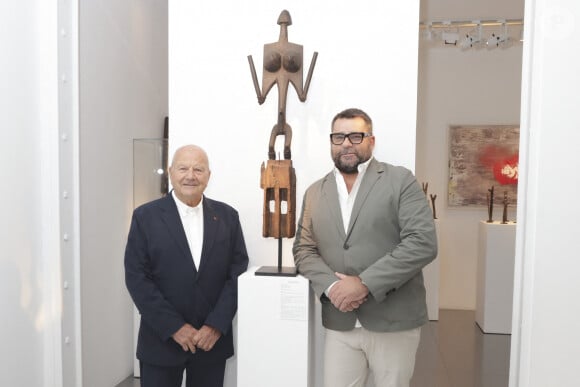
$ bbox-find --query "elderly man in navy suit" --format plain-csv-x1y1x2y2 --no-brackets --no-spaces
125,144,249,387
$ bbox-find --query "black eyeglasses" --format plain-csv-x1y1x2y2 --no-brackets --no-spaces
329,132,372,145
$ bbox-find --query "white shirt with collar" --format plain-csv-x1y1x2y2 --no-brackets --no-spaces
328,157,373,328
172,191,204,270
333,157,372,234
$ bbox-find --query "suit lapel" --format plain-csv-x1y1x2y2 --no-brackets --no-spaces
347,159,384,238
197,197,219,275
321,172,347,239
159,194,195,269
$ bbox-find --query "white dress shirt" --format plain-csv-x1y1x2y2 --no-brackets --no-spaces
172,191,204,270
334,157,372,234
328,157,372,328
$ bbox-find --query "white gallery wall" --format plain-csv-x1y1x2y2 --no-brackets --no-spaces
416,0,525,309
169,1,420,386
511,0,580,385
79,1,168,386
0,2,61,386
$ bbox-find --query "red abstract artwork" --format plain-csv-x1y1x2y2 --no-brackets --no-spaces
448,125,519,206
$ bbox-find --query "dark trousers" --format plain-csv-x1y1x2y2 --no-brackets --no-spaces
139,358,226,387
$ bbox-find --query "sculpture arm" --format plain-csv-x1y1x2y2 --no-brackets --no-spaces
299,51,318,101
247,55,265,104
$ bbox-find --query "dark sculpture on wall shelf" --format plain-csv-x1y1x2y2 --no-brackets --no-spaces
248,10,318,276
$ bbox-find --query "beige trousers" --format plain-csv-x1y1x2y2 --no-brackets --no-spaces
323,326,421,387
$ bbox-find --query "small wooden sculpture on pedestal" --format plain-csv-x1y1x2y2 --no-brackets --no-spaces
430,194,438,219
486,185,495,223
501,191,509,224
421,182,437,219
248,10,318,276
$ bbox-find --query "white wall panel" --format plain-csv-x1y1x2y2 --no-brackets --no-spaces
0,1,61,386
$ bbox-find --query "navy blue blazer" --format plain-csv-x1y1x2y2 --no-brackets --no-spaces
124,193,249,366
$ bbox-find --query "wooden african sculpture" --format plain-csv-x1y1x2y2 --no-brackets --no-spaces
248,10,318,241
248,9,318,161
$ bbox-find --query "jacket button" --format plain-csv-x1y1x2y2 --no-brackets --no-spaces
343,243,349,250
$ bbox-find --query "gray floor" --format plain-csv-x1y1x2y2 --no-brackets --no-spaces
116,309,510,387
411,309,510,387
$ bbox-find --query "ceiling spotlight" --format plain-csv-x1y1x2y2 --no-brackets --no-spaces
486,32,505,47
439,21,459,45
487,21,509,48
459,22,482,49
442,31,459,45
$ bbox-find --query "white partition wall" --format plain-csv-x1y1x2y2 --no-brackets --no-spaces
169,1,420,385
510,0,580,385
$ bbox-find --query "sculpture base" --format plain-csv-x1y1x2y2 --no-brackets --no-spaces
254,265,297,277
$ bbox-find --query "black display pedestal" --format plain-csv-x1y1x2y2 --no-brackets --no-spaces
254,237,297,277
255,265,297,277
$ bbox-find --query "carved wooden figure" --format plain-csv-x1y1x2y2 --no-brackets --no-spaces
487,185,495,222
260,160,296,238
502,191,509,224
249,10,317,240
248,9,318,160
430,194,438,219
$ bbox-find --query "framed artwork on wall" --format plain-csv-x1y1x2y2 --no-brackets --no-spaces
448,125,519,207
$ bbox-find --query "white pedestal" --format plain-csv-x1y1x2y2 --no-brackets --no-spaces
423,219,440,320
423,258,439,321
237,268,314,387
475,221,516,334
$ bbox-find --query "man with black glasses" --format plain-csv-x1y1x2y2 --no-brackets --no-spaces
293,108,437,387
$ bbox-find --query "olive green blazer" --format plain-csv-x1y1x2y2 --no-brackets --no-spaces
293,158,437,332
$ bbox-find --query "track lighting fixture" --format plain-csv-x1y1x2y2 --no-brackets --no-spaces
442,31,459,45
419,18,523,50
486,21,509,48
459,22,482,49
486,32,505,47
440,21,459,45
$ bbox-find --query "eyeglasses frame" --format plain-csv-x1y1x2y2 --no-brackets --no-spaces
329,131,373,145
